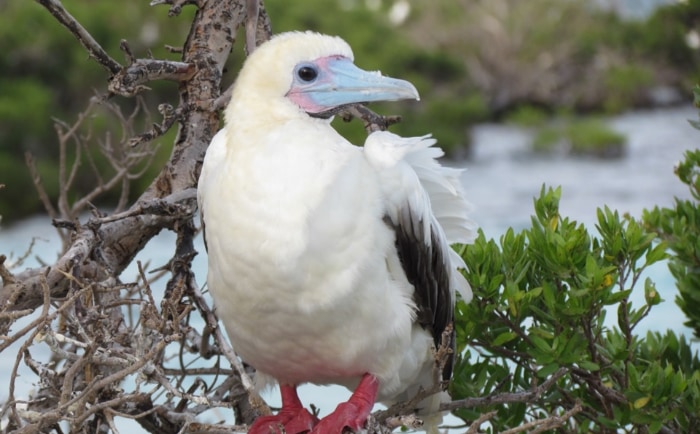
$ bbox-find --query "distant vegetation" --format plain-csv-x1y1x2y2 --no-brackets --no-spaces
2,0,700,222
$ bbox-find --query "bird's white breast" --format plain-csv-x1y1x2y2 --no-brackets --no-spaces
199,121,420,397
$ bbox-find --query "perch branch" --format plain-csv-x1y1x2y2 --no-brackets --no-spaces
339,104,403,133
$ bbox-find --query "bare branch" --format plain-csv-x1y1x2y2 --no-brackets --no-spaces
211,84,235,111
150,0,200,18
129,103,185,148
25,152,59,220
244,0,259,55
35,0,122,75
108,41,196,97
466,410,497,434
0,256,17,287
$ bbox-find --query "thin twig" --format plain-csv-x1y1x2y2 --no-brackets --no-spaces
149,0,199,17
25,152,59,220
466,410,497,434
35,0,121,74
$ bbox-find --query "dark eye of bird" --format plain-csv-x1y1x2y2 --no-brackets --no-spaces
297,66,318,82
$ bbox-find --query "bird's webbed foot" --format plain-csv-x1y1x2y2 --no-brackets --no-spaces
311,374,379,434
248,409,319,434
248,385,320,434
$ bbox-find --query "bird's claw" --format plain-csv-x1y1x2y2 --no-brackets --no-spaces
248,407,319,434
310,401,368,434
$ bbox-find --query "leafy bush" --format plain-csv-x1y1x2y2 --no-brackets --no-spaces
603,64,656,113
644,87,700,338
453,186,700,432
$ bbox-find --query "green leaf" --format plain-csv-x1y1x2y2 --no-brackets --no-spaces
537,362,560,378
645,241,669,264
578,360,601,371
633,395,651,409
644,277,662,306
530,335,552,353
604,289,632,305
492,331,518,346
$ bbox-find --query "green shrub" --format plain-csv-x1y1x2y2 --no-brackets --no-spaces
453,186,700,432
531,117,626,158
505,105,550,128
603,64,655,113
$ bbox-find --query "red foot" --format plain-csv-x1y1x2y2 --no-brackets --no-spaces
248,385,320,434
311,374,379,434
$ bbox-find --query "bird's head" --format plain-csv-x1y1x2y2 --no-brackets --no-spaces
227,31,419,123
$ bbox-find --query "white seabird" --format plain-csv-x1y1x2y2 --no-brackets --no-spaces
197,31,477,434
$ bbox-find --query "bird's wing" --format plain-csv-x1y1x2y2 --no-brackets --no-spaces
364,131,476,378
197,128,228,253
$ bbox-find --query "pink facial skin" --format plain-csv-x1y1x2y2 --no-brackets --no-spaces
286,55,346,114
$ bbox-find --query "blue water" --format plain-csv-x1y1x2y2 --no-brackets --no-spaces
1,106,698,431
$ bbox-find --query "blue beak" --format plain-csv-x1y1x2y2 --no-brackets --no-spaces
287,57,419,115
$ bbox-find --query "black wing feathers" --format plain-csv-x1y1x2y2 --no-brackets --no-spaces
386,204,455,381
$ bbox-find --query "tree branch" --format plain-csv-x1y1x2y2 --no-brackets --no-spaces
339,104,403,133
150,0,200,18
35,0,122,75
108,40,196,97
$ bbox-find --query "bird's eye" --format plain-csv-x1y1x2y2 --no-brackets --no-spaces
297,65,318,82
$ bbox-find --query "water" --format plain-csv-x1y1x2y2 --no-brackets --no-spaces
464,107,696,235
594,0,674,20
1,106,698,431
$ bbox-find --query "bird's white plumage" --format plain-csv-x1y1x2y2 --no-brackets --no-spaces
197,31,476,430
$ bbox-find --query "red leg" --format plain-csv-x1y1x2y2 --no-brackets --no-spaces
311,374,379,433
248,384,320,434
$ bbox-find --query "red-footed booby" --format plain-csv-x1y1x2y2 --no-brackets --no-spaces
197,31,477,434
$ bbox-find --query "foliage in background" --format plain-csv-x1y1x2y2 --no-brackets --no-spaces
406,0,697,114
530,117,627,159
0,0,190,222
505,106,628,158
453,186,700,432
2,0,700,222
